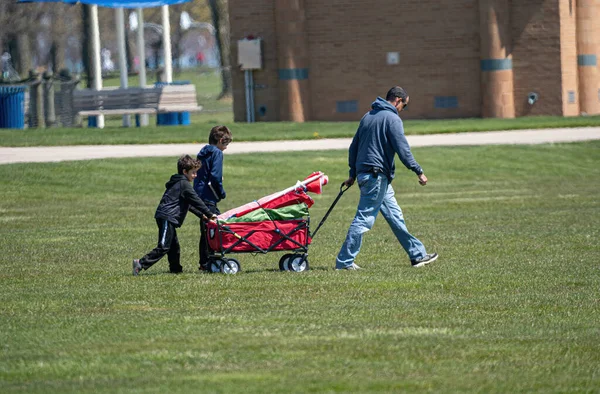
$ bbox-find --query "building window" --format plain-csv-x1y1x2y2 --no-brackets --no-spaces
434,96,459,109
336,100,358,113
568,91,576,104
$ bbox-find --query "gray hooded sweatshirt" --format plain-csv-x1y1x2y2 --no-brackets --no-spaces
348,97,423,181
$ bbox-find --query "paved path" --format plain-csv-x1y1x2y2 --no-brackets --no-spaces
1,127,599,165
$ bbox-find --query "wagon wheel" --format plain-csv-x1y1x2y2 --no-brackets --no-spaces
288,254,309,272
278,253,293,271
209,259,223,273
220,258,241,275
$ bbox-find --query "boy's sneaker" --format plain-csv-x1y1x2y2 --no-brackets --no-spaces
336,263,362,271
132,259,142,276
411,253,438,268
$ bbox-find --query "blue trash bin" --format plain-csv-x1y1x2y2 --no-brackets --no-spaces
155,81,191,126
0,85,26,129
178,111,191,126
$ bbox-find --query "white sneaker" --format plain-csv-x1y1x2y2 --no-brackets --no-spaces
411,253,438,268
132,259,142,276
336,263,361,271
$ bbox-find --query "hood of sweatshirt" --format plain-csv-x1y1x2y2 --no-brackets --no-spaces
198,144,221,161
165,174,187,189
370,96,399,115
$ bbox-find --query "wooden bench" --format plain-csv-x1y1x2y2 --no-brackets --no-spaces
73,84,203,119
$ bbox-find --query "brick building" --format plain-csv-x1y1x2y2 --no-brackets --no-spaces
228,0,600,122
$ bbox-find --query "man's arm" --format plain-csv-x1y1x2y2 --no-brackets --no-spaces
387,119,423,175
345,127,360,186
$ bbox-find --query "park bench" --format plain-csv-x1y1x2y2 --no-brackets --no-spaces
72,84,203,119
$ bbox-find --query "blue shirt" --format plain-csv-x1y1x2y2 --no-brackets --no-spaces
194,144,226,204
348,97,423,180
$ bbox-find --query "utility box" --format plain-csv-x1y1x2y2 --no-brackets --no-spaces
238,38,263,70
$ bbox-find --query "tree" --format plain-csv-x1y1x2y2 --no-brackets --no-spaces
81,4,93,88
48,5,70,73
208,0,231,98
0,0,35,77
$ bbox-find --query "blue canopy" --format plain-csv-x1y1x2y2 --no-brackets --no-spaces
19,0,190,8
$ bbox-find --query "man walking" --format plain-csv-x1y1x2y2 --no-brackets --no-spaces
336,86,438,270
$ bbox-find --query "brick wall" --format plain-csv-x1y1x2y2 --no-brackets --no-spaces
305,0,481,121
228,0,278,122
229,0,579,121
511,0,564,117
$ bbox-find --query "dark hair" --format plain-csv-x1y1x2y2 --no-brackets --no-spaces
177,154,201,174
208,125,233,145
385,86,408,102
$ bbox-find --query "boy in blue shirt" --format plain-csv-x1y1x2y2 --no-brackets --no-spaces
194,125,233,271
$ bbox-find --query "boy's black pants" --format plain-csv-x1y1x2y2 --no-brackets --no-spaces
140,219,182,273
199,202,220,268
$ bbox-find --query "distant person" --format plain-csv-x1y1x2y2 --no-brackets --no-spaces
133,155,216,276
336,86,438,270
196,52,205,66
194,125,233,271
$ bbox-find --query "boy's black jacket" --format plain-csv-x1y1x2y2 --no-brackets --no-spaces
155,174,213,227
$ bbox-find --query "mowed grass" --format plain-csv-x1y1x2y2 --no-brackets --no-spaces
0,143,599,393
2,114,600,147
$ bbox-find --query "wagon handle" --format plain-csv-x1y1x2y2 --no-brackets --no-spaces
310,182,351,239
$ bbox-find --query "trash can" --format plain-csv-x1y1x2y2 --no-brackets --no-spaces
155,80,191,126
178,111,191,126
0,85,26,129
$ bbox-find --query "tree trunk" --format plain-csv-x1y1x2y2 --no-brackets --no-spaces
81,4,93,88
11,33,32,77
208,0,231,98
50,40,66,73
125,30,134,73
49,8,67,73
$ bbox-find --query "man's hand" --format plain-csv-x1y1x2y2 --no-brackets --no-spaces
202,214,218,222
418,173,428,186
343,177,355,187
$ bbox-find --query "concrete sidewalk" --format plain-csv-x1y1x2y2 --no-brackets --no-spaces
1,127,599,165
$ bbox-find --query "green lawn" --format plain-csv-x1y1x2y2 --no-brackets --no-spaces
2,114,600,147
1,143,599,393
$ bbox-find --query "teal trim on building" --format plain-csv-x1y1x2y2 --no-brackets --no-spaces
278,68,309,80
578,54,597,67
480,58,513,71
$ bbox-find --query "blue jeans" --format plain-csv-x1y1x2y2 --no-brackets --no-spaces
336,172,427,268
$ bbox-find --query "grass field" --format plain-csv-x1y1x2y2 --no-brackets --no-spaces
2,114,600,147
1,142,598,393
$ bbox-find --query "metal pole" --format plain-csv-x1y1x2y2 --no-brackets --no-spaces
244,69,251,123
249,70,255,122
136,8,148,126
116,8,130,127
161,5,173,83
90,5,104,128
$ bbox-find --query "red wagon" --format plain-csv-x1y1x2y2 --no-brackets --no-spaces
205,172,348,274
